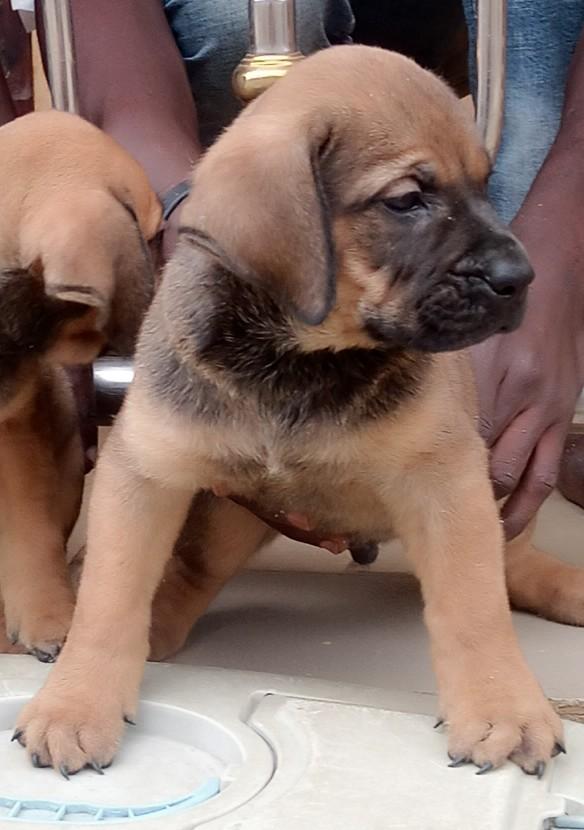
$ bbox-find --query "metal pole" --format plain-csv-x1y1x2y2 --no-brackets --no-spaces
232,0,303,103
476,0,506,161
40,0,78,113
92,358,134,425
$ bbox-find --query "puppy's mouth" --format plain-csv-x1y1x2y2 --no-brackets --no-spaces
365,273,528,354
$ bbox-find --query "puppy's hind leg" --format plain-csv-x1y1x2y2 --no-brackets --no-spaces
149,495,273,661
505,521,584,626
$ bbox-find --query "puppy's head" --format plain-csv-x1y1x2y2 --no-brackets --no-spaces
180,45,532,353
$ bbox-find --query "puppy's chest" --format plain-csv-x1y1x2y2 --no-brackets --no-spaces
201,424,392,538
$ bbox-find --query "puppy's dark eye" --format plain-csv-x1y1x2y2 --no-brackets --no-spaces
383,192,426,214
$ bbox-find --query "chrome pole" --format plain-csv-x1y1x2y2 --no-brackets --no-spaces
232,0,304,103
40,0,503,415
476,0,506,161
91,358,134,425
40,0,78,113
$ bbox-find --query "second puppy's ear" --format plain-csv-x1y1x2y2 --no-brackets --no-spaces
23,192,156,361
182,115,336,325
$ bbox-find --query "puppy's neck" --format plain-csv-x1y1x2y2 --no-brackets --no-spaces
161,262,429,428
187,263,382,363
293,278,380,353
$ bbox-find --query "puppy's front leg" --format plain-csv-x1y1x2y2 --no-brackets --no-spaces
15,423,193,774
0,422,78,663
396,441,563,774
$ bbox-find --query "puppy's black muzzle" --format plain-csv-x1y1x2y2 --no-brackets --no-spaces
364,191,534,354
409,208,534,353
451,234,534,299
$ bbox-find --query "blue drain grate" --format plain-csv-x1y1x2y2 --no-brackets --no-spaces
0,777,220,823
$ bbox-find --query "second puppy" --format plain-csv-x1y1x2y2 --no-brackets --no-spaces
0,111,161,659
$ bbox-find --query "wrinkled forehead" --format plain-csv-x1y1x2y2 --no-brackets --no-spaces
336,121,490,208
326,88,490,201
250,48,490,195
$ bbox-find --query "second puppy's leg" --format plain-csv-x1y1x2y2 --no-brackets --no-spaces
0,378,82,662
149,495,273,660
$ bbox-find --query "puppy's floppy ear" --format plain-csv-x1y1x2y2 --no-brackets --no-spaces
183,115,336,325
22,191,156,361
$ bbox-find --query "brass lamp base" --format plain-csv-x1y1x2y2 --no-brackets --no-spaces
232,52,304,103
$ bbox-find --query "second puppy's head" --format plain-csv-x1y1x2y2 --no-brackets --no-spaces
179,45,532,353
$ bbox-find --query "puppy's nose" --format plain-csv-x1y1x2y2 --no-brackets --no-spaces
454,240,534,297
484,250,534,297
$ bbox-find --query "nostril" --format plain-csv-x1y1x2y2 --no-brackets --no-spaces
453,249,534,296
485,277,522,298
484,261,534,296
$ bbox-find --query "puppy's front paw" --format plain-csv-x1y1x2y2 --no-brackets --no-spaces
14,682,128,775
441,674,563,775
4,585,75,663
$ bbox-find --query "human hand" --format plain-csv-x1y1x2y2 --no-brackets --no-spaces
471,161,584,539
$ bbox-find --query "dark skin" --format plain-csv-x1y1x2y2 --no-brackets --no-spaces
47,1,584,541
0,0,18,128
0,69,15,126
474,29,584,539
36,0,199,259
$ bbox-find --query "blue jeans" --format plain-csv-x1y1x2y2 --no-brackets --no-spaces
163,0,355,148
463,0,584,221
163,0,584,222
